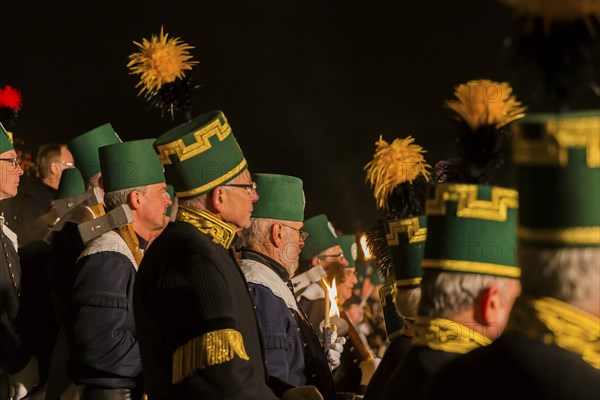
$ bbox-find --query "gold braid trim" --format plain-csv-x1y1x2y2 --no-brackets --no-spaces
176,206,236,249
513,115,600,168
172,328,250,384
507,296,600,369
518,226,600,246
156,114,232,164
426,184,518,222
386,217,427,245
396,277,423,288
412,317,491,354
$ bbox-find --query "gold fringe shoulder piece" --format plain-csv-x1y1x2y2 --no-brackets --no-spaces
127,26,199,96
444,79,526,131
364,135,431,209
172,328,250,384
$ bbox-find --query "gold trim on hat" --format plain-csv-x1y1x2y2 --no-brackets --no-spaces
395,277,423,287
519,226,600,245
175,158,247,198
422,259,521,278
386,218,427,246
156,115,232,165
513,116,600,168
426,184,518,222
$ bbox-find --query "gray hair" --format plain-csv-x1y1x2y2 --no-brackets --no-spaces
86,172,102,190
243,218,275,248
178,194,208,211
103,186,147,210
395,287,422,318
418,270,511,318
519,245,600,304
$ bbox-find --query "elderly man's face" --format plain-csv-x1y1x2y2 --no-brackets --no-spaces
0,150,23,201
220,169,259,232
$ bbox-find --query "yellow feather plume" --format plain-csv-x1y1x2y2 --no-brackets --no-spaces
364,136,431,210
503,0,600,26
444,79,526,131
127,27,198,96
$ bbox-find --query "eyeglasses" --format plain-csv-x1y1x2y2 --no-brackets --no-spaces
317,252,345,262
279,223,309,241
0,158,19,169
222,181,258,194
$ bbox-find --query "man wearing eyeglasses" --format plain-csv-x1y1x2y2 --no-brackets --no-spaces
134,111,319,400
0,124,39,400
239,173,335,400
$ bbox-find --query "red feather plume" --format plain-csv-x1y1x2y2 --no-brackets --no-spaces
0,85,23,111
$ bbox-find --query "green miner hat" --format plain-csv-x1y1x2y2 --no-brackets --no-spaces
166,184,175,217
513,110,600,246
56,168,85,200
99,139,165,193
423,183,520,279
154,110,247,199
68,123,122,181
338,234,358,268
252,173,305,222
0,123,14,153
386,215,426,288
300,214,339,262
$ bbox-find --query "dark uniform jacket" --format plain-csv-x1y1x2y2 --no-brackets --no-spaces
240,249,336,400
426,298,600,400
13,178,56,227
1,221,33,400
297,284,326,336
364,335,412,400
0,223,31,375
133,219,277,400
380,345,457,400
380,318,491,400
66,230,145,390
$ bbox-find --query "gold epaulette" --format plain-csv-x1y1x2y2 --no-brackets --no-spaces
172,328,250,384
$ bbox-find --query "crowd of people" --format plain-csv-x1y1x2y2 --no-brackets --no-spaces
0,90,598,400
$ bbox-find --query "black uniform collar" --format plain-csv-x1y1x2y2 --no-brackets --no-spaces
240,248,290,282
136,232,148,252
176,206,236,249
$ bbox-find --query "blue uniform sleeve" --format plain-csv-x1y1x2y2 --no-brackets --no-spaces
249,283,292,383
68,251,141,377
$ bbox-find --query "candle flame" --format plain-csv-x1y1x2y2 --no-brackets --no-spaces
360,234,371,260
323,278,340,318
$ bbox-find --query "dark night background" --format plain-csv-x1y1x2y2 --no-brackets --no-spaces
1,0,598,234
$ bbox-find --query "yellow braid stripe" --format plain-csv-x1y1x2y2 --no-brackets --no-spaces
172,328,250,384
422,259,521,278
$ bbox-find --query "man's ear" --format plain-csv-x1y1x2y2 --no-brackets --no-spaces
211,187,225,213
475,285,500,326
271,223,283,247
311,256,319,267
98,176,104,192
128,190,143,211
